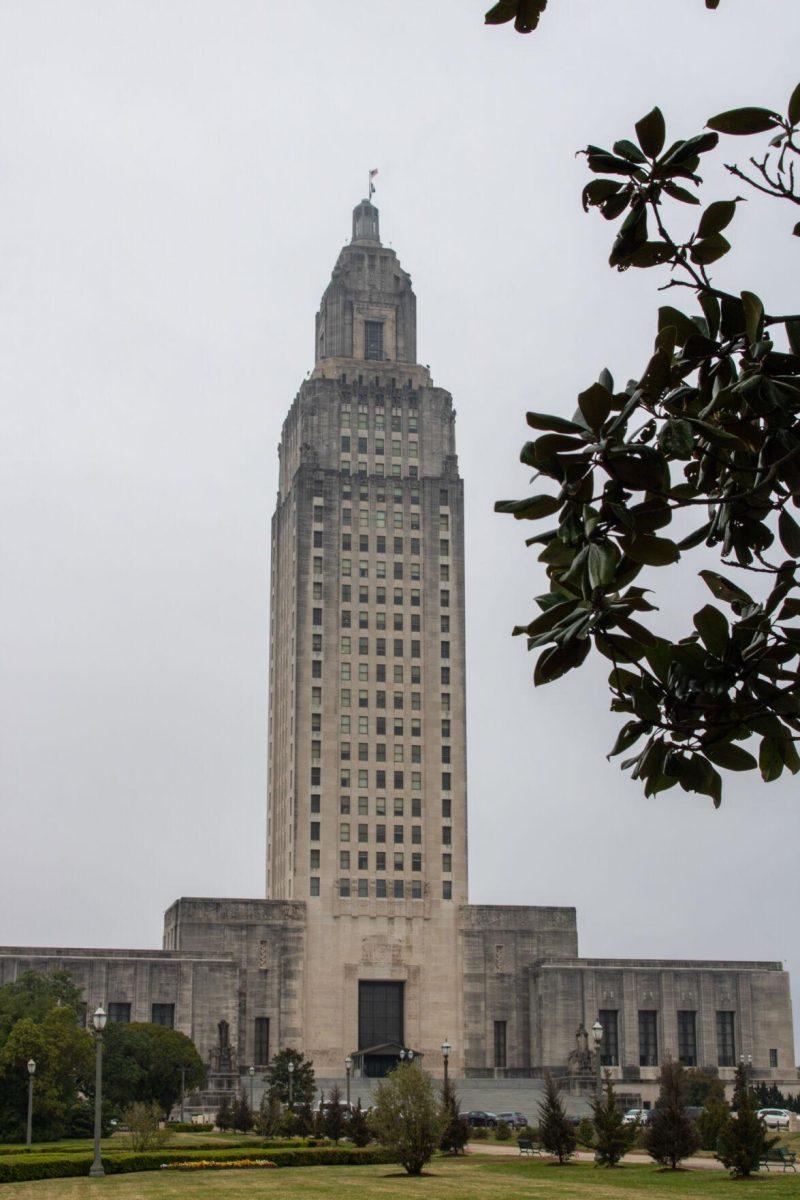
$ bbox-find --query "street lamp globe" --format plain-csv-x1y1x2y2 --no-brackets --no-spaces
399,1049,406,1061
591,1020,603,1047
441,1040,451,1060
27,1059,36,1076
287,1060,295,1074
92,1006,107,1033
249,1066,255,1077
407,1050,415,1062
345,1054,353,1071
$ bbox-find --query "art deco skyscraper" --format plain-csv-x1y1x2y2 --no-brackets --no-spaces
266,200,467,1071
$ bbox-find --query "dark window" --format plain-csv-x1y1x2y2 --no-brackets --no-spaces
716,1011,736,1067
376,878,387,897
254,1017,270,1066
598,1010,619,1066
442,798,451,818
770,1048,778,1068
494,1020,507,1068
442,881,452,900
677,1011,697,1067
151,1003,175,1029
364,321,384,361
393,880,404,899
108,1002,131,1023
638,1010,658,1067
310,821,320,840
310,876,320,895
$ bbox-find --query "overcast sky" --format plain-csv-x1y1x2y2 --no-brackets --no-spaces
1,0,798,1056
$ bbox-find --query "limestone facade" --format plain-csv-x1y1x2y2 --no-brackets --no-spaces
0,200,795,1097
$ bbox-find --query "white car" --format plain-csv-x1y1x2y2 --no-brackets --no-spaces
757,1108,793,1129
622,1108,646,1125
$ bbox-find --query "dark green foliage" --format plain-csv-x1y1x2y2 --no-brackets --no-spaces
0,1144,395,1183
254,1091,282,1136
684,1069,725,1107
495,1119,512,1140
643,1059,700,1168
265,1048,316,1108
101,1022,205,1116
754,1081,800,1113
348,1099,371,1147
323,1082,346,1143
439,1079,469,1155
576,1116,595,1148
471,1124,488,1139
537,1071,577,1163
294,1100,315,1137
231,1089,253,1132
592,1076,638,1167
716,1063,774,1176
215,1097,234,1131
496,71,800,806
696,1092,730,1152
484,1,719,37
369,1062,444,1176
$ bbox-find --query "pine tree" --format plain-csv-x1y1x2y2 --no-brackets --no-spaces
717,1063,773,1178
643,1059,700,1168
215,1096,234,1131
347,1099,371,1147
232,1089,253,1132
537,1071,577,1164
592,1075,638,1167
696,1078,728,1153
254,1091,282,1136
439,1078,469,1155
323,1082,346,1143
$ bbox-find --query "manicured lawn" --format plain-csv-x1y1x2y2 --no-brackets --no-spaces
3,1156,800,1199
0,1133,282,1156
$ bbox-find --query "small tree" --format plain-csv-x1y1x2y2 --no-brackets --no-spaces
370,1062,444,1176
254,1091,282,1136
215,1096,234,1131
439,1078,469,1155
265,1048,316,1108
592,1076,638,1167
577,1116,595,1148
323,1082,346,1143
294,1100,314,1137
123,1101,171,1151
231,1089,253,1132
538,1071,577,1163
348,1099,371,1147
716,1063,774,1177
643,1059,700,1169
685,1069,723,1108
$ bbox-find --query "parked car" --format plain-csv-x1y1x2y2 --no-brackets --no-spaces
496,1111,528,1129
463,1110,498,1127
757,1108,793,1129
622,1107,652,1125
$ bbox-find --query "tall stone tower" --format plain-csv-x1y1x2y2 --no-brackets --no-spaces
266,199,467,1074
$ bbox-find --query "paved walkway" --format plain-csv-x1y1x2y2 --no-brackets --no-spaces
467,1142,724,1172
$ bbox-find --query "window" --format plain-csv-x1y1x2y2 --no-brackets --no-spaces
638,1010,658,1067
394,851,404,871
340,795,351,814
412,852,422,871
310,821,320,841
677,1011,697,1067
254,1017,270,1066
151,1003,175,1029
376,878,387,897
442,853,452,872
442,798,451,818
770,1048,778,1068
310,794,320,813
358,823,368,843
411,824,422,844
310,876,320,896
364,320,384,360
716,1011,736,1067
412,880,422,899
339,879,351,897
357,878,368,898
494,1020,507,1068
340,823,350,842
599,1010,619,1066
376,824,386,843
312,660,321,679
376,850,386,870
312,686,322,706
393,880,405,899
442,881,452,900
310,849,320,869
358,850,369,870
108,1002,131,1023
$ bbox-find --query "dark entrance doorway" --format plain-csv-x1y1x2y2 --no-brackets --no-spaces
358,981,404,1076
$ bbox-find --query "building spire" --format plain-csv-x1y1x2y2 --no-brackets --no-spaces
352,195,380,245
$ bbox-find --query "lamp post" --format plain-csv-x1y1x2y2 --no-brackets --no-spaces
591,1020,603,1103
26,1060,35,1147
442,1039,451,1090
180,1065,186,1124
249,1065,255,1114
345,1055,352,1110
89,1006,107,1178
287,1058,295,1109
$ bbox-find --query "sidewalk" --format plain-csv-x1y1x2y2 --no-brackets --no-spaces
466,1142,724,1172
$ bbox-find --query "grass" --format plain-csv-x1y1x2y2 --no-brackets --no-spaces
0,1133,287,1156
2,1155,800,1199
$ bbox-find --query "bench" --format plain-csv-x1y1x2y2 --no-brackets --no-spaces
518,1138,543,1156
759,1148,797,1172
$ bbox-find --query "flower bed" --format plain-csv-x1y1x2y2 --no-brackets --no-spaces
163,1158,277,1170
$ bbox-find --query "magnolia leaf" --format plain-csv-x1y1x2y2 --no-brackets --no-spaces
703,742,757,772
707,107,782,135
662,181,701,204
635,107,666,159
608,720,649,759
690,233,731,265
587,541,619,589
534,637,590,686
619,534,680,566
759,736,784,783
495,494,562,520
741,290,764,344
693,604,729,657
697,199,738,239
778,509,800,556
526,411,585,434
578,382,612,431
789,81,800,127
699,569,753,605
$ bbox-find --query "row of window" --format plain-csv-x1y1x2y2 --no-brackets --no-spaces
315,687,450,712
333,508,449,532
340,436,419,458
331,717,451,737
309,794,453,819
598,1008,743,1069
338,666,451,686
336,612,450,632
318,559,452,583
310,818,453,843
310,769,453,790
314,851,453,873
312,478,451,509
334,536,450,557
340,408,419,432
331,585,451,606
106,1002,174,1027
308,877,453,900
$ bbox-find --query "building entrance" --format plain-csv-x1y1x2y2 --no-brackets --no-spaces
357,981,404,1077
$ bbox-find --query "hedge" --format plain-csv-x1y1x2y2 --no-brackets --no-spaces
0,1144,395,1183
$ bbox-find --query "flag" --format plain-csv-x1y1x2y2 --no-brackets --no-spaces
369,167,378,196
